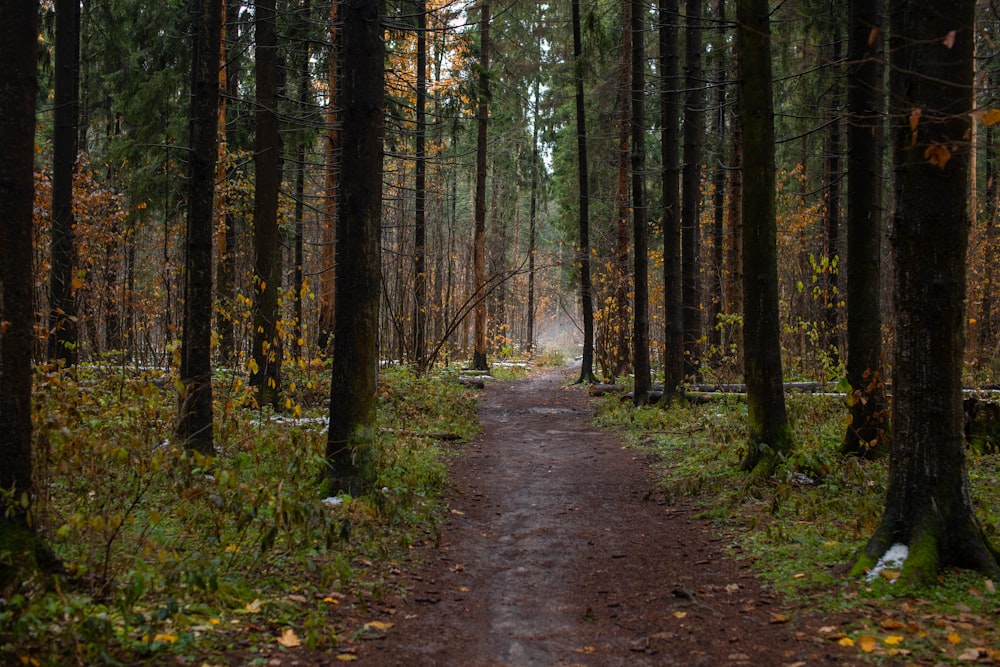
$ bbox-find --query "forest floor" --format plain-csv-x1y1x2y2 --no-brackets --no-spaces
345,364,859,666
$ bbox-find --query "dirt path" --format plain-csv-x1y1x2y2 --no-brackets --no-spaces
366,366,852,666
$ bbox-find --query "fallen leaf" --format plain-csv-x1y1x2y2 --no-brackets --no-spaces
957,647,984,661
884,635,904,645
793,573,806,579
943,30,957,48
276,628,301,648
880,617,905,630
858,636,877,653
323,597,341,605
245,598,263,613
673,611,687,619
366,620,393,632
986,579,996,594
335,655,358,662
838,637,855,647
817,625,838,634
575,646,596,655
153,633,178,644
948,632,963,644
770,613,790,624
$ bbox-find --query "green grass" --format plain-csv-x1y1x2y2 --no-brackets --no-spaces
3,361,479,666
595,390,1000,665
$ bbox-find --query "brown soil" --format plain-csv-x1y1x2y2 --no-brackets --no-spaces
362,366,858,666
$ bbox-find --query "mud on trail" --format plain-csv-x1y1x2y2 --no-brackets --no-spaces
366,366,853,666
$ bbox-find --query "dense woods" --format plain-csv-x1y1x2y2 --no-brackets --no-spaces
3,0,1000,660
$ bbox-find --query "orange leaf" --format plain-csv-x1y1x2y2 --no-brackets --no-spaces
909,108,922,145
884,636,904,645
948,632,963,644
924,144,952,169
982,109,1000,127
770,613,790,624
868,27,879,46
838,637,855,647
858,636,877,652
276,628,301,648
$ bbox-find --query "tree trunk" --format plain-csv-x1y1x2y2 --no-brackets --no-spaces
681,0,704,380
842,0,887,456
216,0,240,365
49,0,81,366
318,0,340,353
471,1,490,372
176,0,222,454
708,0,726,356
325,0,386,496
823,24,843,363
291,0,312,362
660,0,683,400
852,0,1000,583
736,0,792,474
251,0,283,407
526,73,540,357
413,0,428,371
0,0,40,515
610,0,632,381
572,0,597,383
631,0,651,404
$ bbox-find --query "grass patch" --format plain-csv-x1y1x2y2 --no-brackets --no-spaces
595,391,1000,665
4,362,479,666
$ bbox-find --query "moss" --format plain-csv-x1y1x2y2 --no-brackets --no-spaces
900,530,940,586
0,520,57,593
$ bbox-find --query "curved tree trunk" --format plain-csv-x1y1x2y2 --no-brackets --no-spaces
852,0,1000,583
736,0,791,474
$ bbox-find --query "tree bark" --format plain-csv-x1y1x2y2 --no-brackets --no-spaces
853,0,1000,583
682,0,704,379
471,1,491,371
318,0,341,353
572,0,597,384
251,0,283,407
631,0,651,404
842,0,887,456
736,0,792,474
660,0,683,401
176,0,222,453
413,0,428,371
326,0,386,496
0,0,40,514
49,0,82,366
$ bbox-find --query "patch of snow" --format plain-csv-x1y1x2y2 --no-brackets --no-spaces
865,543,909,582
321,496,344,507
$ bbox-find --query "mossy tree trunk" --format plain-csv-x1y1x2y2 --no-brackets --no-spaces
852,0,1000,584
325,0,386,496
736,0,792,474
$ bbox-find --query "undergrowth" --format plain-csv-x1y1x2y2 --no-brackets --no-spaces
595,391,1000,665
4,361,479,666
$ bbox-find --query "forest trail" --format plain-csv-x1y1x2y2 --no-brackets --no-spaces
365,365,852,666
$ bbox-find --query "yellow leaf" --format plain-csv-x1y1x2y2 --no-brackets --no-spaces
276,628,301,648
770,613,790,624
336,654,358,662
839,637,855,647
880,569,901,581
248,358,259,375
366,620,393,631
858,636,877,652
984,109,1000,126
884,635,904,645
153,633,178,644
673,611,687,619
322,597,340,605
245,598,263,613
948,632,963,644
575,646,596,655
